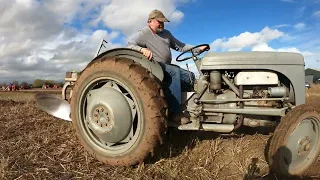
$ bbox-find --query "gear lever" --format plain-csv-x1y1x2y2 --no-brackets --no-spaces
186,63,193,85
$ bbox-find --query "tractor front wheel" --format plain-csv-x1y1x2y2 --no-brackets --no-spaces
268,104,320,177
70,56,167,166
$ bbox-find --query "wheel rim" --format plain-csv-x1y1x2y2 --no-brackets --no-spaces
285,117,320,172
78,77,143,155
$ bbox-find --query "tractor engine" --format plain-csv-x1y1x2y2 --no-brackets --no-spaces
208,70,288,98
189,70,288,127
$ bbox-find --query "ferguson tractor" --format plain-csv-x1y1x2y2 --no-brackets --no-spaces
36,40,320,178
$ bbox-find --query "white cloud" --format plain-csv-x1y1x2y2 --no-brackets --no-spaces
304,52,320,68
277,47,301,53
252,43,275,51
249,26,320,69
173,41,318,78
170,10,184,22
273,24,291,28
273,23,305,31
0,28,122,82
90,30,120,44
215,27,319,70
252,43,314,58
294,23,306,30
210,27,285,51
312,11,320,18
91,0,185,35
278,47,313,57
42,0,95,23
0,0,191,83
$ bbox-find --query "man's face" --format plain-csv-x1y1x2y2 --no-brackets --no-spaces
149,19,164,33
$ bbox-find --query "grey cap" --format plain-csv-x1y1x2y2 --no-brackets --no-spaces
148,9,170,22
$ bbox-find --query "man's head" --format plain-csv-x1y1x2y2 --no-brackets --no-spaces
148,9,169,33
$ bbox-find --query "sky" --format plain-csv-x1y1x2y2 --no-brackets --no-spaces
0,0,319,83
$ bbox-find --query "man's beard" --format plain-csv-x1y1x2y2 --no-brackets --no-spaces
155,27,164,33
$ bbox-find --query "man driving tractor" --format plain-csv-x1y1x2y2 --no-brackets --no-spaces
127,9,209,124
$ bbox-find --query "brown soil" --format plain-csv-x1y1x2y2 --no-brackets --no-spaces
1,86,320,180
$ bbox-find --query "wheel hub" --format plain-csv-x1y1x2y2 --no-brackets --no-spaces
92,105,113,131
298,136,312,155
285,118,320,173
86,86,133,143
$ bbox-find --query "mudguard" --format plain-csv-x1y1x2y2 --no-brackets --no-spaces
88,48,164,81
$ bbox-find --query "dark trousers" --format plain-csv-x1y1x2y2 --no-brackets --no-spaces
159,62,195,114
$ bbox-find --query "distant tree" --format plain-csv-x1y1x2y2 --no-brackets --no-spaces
58,82,64,87
33,79,44,88
33,79,63,88
44,80,56,88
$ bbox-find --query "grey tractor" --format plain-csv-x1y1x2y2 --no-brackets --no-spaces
36,41,320,178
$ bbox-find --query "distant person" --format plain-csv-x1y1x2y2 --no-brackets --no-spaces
127,9,209,124
9,82,13,91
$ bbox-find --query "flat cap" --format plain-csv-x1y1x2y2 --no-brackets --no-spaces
148,9,170,22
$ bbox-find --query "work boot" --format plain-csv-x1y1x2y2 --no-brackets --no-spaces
172,113,190,125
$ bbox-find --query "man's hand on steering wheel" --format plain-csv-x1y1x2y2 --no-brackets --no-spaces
199,45,210,52
176,44,210,62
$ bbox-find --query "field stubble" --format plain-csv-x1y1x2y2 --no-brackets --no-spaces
1,86,320,180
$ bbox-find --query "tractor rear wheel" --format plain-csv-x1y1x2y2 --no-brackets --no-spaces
70,56,167,166
268,104,320,177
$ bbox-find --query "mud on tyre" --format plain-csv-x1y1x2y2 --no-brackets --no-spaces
70,56,167,166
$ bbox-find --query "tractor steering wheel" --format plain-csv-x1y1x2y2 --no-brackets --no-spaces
176,44,210,62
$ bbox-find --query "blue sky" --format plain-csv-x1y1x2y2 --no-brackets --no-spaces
169,0,302,43
91,0,320,68
103,0,319,47
0,0,319,83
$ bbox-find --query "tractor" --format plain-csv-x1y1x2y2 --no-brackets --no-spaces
36,40,320,178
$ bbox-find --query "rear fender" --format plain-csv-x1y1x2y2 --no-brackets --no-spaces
88,48,164,81
62,48,164,100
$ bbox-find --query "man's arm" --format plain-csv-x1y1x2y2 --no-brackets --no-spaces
126,29,153,60
169,32,200,53
126,30,146,51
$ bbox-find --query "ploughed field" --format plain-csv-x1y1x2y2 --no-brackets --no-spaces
1,87,320,180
